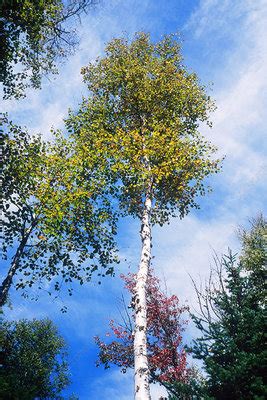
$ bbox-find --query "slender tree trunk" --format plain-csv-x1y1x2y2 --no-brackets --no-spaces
134,192,152,400
0,256,20,307
0,224,35,307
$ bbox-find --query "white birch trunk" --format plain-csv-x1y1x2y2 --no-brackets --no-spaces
134,193,152,400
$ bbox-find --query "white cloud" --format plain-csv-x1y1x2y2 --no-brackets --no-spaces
153,214,238,308
1,29,102,138
187,0,267,40
88,369,134,400
151,0,267,317
190,0,267,190
151,383,168,399
88,369,168,400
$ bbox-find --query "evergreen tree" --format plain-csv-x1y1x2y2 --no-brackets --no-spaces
190,216,267,400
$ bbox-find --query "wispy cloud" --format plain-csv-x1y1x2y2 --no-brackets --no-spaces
154,0,267,306
189,0,267,187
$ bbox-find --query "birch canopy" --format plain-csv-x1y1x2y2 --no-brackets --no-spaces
67,33,220,224
67,32,221,399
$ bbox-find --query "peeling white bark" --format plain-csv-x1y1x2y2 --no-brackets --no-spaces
134,192,152,400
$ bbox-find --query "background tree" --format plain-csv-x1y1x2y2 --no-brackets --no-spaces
0,116,118,307
239,214,266,302
0,317,71,399
67,32,221,399
190,216,267,400
0,0,98,98
166,367,207,400
95,269,194,399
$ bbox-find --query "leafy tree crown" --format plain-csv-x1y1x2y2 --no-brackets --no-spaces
67,32,222,225
0,318,70,399
1,117,118,299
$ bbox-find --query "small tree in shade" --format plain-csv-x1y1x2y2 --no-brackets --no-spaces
0,318,71,399
67,32,221,399
95,270,194,398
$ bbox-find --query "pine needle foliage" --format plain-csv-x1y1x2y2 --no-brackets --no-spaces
190,216,267,400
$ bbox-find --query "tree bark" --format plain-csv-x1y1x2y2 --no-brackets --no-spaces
134,192,152,400
0,224,35,307
0,256,20,307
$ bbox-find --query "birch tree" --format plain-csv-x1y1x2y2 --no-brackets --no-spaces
66,32,221,399
0,117,118,307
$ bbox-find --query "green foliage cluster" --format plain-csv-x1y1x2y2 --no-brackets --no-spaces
1,116,118,305
0,0,96,98
167,367,207,399
239,215,267,300
188,216,267,400
0,317,70,399
66,32,221,226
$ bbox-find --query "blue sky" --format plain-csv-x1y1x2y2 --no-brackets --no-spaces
1,0,267,398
